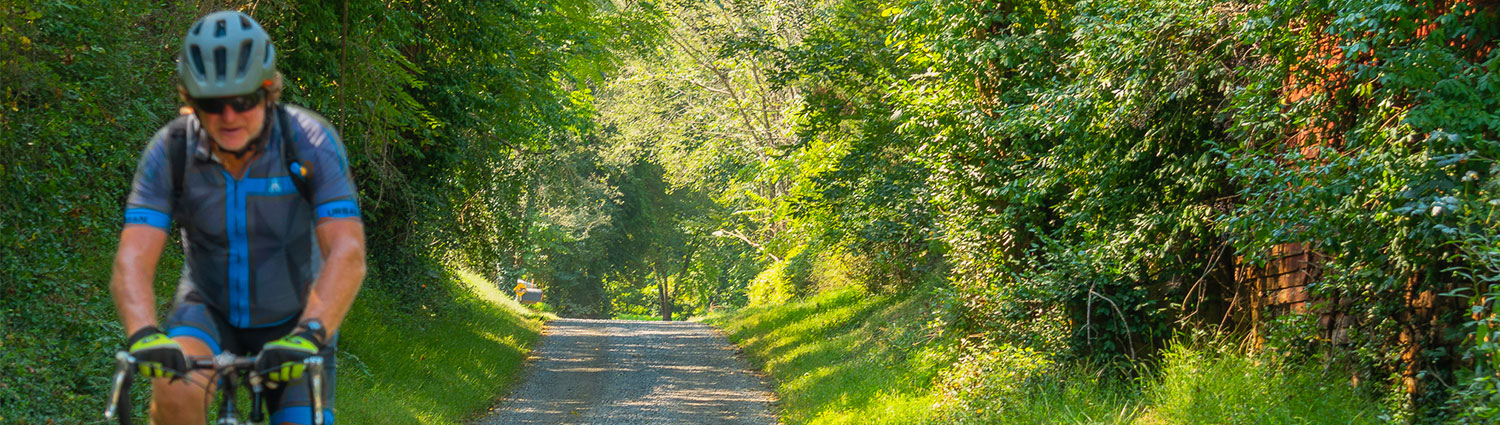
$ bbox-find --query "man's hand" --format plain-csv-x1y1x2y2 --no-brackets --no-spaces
127,326,186,379
256,320,327,382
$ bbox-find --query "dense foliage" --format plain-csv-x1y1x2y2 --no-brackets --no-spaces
0,0,648,420
773,0,1496,420
598,0,1499,420
1224,0,1500,418
5,0,1498,421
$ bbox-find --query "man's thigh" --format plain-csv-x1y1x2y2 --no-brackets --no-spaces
164,301,231,355
153,302,227,424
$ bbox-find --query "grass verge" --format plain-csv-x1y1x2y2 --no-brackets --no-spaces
711,285,1386,425
335,266,553,424
708,286,949,424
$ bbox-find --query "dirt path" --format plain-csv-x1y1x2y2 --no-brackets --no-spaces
474,319,779,425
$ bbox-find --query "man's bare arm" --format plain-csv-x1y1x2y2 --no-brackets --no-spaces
302,219,367,334
111,226,169,335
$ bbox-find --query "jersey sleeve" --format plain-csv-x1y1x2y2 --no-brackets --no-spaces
123,128,175,230
300,115,362,221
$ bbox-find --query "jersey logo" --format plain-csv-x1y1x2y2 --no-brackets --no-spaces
269,181,282,193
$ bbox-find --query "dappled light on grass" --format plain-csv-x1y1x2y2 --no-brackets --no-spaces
714,287,1386,424
335,265,546,424
713,286,946,424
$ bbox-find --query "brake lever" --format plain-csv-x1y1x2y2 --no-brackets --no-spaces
103,351,134,422
306,356,325,425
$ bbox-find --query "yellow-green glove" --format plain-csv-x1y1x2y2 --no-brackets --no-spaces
256,319,326,382
127,326,186,379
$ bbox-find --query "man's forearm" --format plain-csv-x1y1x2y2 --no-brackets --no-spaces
305,220,367,335
111,226,168,335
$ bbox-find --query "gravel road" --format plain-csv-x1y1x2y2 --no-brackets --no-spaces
474,319,779,425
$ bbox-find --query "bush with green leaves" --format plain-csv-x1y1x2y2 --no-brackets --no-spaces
0,0,655,420
1222,0,1499,418
767,0,1498,419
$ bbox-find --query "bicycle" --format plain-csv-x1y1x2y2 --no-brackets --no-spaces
103,350,328,425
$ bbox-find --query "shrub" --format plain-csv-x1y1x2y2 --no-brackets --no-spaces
526,301,554,313
749,258,796,306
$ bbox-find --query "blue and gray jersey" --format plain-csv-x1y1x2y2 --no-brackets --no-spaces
123,105,361,329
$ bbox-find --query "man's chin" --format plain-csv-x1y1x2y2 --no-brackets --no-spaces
214,139,251,152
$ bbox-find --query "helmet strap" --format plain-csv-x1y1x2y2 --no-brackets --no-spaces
220,143,258,159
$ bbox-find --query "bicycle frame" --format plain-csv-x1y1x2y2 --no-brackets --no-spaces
104,351,326,425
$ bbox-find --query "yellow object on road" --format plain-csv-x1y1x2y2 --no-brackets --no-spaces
514,279,543,304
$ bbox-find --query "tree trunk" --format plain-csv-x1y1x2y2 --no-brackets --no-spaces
656,264,673,321
657,241,700,321
514,181,538,278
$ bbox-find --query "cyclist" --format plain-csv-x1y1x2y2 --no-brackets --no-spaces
108,10,365,425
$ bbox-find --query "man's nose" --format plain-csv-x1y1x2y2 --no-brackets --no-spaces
220,106,243,120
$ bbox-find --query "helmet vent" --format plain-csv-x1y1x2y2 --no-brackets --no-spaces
236,40,253,79
213,46,227,82
191,22,203,36
239,15,252,30
214,19,227,38
264,43,274,66
189,46,207,80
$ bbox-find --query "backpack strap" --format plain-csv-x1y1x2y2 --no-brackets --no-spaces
165,116,191,226
276,104,316,206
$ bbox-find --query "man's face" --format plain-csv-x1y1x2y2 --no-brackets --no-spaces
194,90,267,152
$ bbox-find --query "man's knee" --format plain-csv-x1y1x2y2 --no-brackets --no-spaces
150,335,214,424
150,375,209,424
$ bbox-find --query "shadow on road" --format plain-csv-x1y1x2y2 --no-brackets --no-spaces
476,319,778,425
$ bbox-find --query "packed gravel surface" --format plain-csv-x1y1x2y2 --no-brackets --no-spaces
474,318,779,425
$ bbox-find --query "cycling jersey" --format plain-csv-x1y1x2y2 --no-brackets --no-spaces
123,105,361,329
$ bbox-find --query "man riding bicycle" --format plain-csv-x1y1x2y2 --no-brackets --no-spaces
109,10,365,424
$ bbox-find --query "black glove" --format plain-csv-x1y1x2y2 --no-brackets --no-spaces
256,319,327,382
127,326,187,379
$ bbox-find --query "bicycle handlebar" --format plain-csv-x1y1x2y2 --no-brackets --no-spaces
189,354,256,370
104,351,326,425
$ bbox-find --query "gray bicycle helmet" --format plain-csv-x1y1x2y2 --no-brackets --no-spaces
178,11,276,98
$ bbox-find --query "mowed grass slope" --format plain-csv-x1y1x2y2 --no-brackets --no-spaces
336,267,552,424
710,287,949,424
712,286,1385,425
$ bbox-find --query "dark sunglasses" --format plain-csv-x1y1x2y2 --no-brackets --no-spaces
191,89,265,114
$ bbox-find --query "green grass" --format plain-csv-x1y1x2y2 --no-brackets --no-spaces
711,286,1386,425
1136,342,1385,425
336,266,553,424
709,286,949,425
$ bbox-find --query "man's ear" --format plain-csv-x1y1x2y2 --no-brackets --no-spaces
176,85,194,116
265,71,285,103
